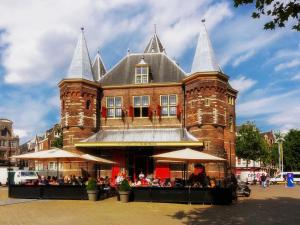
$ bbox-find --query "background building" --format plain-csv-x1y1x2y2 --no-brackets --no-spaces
0,119,19,166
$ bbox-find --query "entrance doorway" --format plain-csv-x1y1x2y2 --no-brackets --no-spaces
127,148,153,181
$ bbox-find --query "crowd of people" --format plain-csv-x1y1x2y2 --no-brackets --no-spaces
24,174,88,186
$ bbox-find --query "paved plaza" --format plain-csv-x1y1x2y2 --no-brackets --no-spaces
0,185,300,225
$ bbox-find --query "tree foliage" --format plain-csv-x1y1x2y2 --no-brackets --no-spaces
52,133,63,148
236,122,267,164
233,0,300,31
283,129,300,171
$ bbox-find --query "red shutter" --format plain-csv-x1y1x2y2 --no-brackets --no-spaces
101,106,107,118
148,107,153,121
129,106,134,120
176,104,181,121
157,105,161,120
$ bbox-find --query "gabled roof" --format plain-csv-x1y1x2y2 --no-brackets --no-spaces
67,28,94,80
144,32,165,53
92,50,106,81
191,20,221,73
100,53,186,86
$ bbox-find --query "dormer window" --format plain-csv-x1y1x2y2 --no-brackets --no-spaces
135,57,149,84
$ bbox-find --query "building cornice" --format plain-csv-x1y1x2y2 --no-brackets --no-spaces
183,71,229,83
58,78,100,88
102,82,182,89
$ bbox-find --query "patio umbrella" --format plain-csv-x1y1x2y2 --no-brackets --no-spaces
11,148,85,177
152,148,226,181
80,154,116,164
11,148,83,160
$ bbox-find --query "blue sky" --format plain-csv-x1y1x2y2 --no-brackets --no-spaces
0,0,299,143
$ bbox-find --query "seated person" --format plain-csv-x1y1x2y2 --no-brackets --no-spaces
38,176,48,185
151,178,160,187
163,178,172,187
209,177,216,188
138,171,145,180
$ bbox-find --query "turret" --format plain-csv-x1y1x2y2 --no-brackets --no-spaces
58,28,100,151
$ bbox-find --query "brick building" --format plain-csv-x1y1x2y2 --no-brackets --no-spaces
59,22,237,181
0,119,19,166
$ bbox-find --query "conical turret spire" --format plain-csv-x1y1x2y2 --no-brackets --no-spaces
67,27,93,80
191,20,221,73
92,49,106,81
144,25,165,53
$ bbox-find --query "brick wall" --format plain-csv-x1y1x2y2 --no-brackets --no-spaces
59,79,100,152
184,72,237,178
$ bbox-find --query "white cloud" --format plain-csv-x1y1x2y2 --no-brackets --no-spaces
230,76,257,94
292,72,300,81
237,90,300,131
214,13,290,67
14,129,29,139
0,92,56,142
0,0,234,85
0,0,144,85
232,50,255,67
275,59,300,72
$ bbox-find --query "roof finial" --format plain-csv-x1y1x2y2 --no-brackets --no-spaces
127,48,130,55
154,24,157,34
81,27,84,32
201,18,205,23
97,48,100,54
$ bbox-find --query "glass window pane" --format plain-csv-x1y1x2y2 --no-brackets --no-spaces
107,108,114,117
141,67,148,74
136,75,141,83
161,96,168,106
142,75,148,83
134,97,140,106
170,106,176,115
142,96,149,106
107,98,114,107
161,106,168,116
169,95,177,105
136,67,141,75
134,108,140,117
142,107,148,117
115,97,122,107
115,108,122,117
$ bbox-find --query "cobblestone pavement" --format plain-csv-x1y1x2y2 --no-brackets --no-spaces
0,185,299,225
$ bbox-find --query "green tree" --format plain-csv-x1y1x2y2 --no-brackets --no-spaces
52,133,63,148
233,0,300,31
283,129,300,171
236,122,267,167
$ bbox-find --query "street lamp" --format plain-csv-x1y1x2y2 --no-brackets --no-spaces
276,136,284,173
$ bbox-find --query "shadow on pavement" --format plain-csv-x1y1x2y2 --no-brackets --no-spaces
169,197,300,225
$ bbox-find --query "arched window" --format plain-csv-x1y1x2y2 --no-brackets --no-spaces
86,100,91,110
62,100,65,110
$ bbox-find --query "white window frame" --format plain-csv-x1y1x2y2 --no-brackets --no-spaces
106,96,123,118
135,65,149,84
160,94,177,117
133,95,150,117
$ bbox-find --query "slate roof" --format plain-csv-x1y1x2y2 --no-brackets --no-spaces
81,128,199,143
92,50,106,81
67,28,94,80
191,21,221,73
100,53,186,86
144,33,164,53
